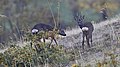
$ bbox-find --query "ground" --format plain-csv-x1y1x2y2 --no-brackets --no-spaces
0,15,120,67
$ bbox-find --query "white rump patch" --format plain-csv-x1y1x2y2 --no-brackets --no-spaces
82,27,89,31
32,29,38,33
0,14,7,18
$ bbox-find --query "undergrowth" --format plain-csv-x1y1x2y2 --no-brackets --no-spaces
0,32,119,67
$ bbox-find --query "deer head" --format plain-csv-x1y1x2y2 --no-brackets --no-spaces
57,23,66,36
58,29,66,36
72,9,85,28
76,15,85,29
77,15,84,24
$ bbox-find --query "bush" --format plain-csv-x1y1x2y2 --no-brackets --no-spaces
0,32,71,67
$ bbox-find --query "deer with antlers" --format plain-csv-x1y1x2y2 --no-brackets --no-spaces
72,10,94,50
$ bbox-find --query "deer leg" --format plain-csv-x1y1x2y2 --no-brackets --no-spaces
90,34,93,45
49,39,53,47
82,34,85,50
43,37,46,44
53,38,58,46
86,35,90,48
30,42,33,48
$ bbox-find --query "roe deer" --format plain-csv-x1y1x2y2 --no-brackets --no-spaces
73,10,94,49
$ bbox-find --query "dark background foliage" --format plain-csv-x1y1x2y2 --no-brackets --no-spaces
0,0,120,43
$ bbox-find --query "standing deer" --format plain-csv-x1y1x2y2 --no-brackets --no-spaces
73,10,94,49
100,8,108,21
31,23,66,46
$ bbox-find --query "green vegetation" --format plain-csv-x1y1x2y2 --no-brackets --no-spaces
0,44,70,67
71,52,120,67
0,0,120,67
0,32,71,67
0,32,119,67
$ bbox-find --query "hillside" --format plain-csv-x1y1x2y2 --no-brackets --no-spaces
0,15,120,67
57,15,120,66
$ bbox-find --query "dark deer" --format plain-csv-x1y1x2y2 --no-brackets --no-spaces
31,23,66,45
73,10,94,49
100,8,108,21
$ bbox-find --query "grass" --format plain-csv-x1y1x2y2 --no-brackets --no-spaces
0,43,71,67
0,31,120,67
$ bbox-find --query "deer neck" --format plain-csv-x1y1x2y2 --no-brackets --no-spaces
78,22,83,29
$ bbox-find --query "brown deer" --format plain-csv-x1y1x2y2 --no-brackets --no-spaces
31,23,66,46
73,10,94,50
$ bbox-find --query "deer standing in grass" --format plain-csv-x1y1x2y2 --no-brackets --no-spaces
73,10,94,49
31,23,66,46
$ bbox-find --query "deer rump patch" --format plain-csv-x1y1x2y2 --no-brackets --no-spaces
81,27,89,31
32,29,39,33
